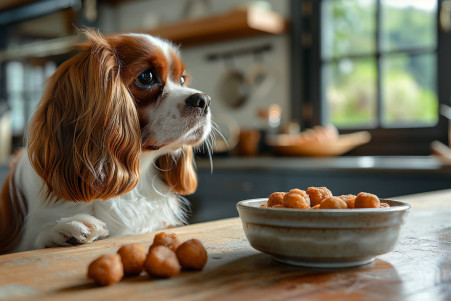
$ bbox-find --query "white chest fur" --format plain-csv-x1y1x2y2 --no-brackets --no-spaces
15,151,185,251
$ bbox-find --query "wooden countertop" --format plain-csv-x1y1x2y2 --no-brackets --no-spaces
0,189,450,300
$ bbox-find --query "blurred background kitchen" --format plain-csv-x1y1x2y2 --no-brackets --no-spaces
1,0,451,223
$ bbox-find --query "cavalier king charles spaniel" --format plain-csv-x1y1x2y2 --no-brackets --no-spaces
0,29,212,254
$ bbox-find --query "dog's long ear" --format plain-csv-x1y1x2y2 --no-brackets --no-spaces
156,146,198,195
27,29,141,202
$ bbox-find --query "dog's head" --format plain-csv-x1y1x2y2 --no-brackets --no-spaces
27,29,211,202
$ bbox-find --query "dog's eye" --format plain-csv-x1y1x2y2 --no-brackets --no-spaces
138,70,154,85
180,76,185,86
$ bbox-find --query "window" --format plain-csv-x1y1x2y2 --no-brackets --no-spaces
5,61,56,136
290,0,451,155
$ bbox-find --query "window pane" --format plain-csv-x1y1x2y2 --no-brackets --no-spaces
381,53,438,127
322,0,376,59
381,0,437,51
323,58,377,128
6,62,25,135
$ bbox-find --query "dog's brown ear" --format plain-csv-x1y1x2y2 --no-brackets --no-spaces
27,29,141,202
156,146,198,195
0,160,27,254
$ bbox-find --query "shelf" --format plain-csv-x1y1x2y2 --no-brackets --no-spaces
0,36,79,62
0,7,288,61
136,7,289,47
0,0,37,12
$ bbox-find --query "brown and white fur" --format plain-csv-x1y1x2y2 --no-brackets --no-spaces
0,29,212,254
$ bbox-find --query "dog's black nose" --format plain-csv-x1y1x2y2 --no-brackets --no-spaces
185,93,211,111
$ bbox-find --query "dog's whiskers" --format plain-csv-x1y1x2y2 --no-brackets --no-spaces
211,120,229,149
151,174,169,197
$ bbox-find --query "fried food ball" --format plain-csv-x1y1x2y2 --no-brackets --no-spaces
283,190,310,209
176,239,208,270
150,232,181,252
267,192,285,207
87,254,124,286
144,245,181,278
339,194,357,209
117,243,147,276
289,188,305,195
306,187,333,207
380,202,390,208
312,204,320,209
354,192,380,208
319,196,348,209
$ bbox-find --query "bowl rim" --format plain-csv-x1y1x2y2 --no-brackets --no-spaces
237,198,410,214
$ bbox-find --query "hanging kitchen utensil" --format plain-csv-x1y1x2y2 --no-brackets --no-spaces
216,56,252,109
246,50,276,99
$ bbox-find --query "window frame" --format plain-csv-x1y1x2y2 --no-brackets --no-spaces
290,0,449,156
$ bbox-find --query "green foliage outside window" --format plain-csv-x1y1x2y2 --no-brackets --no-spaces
322,0,437,128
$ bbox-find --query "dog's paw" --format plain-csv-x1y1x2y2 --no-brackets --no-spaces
38,214,109,248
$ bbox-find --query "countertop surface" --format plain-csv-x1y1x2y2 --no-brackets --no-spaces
194,155,451,173
2,156,451,173
0,189,450,300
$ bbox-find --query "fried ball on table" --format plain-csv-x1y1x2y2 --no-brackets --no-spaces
87,254,124,286
176,239,208,270
144,245,180,278
150,232,181,252
117,243,147,276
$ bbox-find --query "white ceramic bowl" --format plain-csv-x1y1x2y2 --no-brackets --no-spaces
236,198,410,268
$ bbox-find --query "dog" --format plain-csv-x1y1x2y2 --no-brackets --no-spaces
0,29,212,254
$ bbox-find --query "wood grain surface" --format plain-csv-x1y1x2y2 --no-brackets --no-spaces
0,189,450,301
